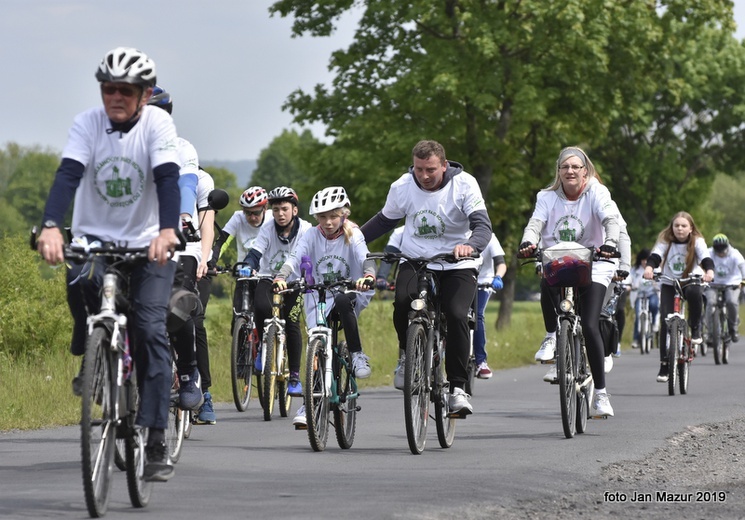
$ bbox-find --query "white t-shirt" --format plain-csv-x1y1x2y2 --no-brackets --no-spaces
477,233,506,283
387,227,404,250
285,226,373,325
630,265,659,305
223,210,273,261
380,170,486,271
708,247,745,285
177,137,200,217
651,237,709,284
529,179,618,286
251,218,312,277
180,169,214,262
63,105,180,247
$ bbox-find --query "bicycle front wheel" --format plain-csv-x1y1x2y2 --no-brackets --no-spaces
713,311,722,365
575,335,591,434
557,320,577,438
404,322,430,454
262,324,278,421
125,424,153,508
434,337,455,449
231,316,256,411
81,326,117,518
305,337,330,451
668,320,681,396
278,340,291,418
639,313,648,355
464,355,476,396
333,341,357,449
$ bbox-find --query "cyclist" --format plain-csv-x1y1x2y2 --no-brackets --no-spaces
473,233,506,379
274,186,376,427
630,248,660,349
704,233,745,345
643,212,714,383
213,186,271,320
241,186,310,400
147,85,212,415
360,140,491,415
519,146,620,418
37,47,180,481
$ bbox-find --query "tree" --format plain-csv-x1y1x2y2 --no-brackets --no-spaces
269,0,745,325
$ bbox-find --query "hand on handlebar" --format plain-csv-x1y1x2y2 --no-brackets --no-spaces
37,226,65,265
452,244,474,259
356,275,375,291
703,269,714,283
273,278,287,292
238,266,253,278
517,241,536,259
491,275,504,290
598,244,618,259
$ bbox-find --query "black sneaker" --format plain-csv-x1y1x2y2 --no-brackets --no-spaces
71,360,84,397
144,442,174,482
656,364,669,383
730,330,739,343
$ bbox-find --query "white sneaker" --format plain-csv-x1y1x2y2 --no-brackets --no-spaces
591,392,614,417
292,404,306,428
543,365,557,382
351,351,371,379
604,354,614,373
535,336,556,362
448,387,473,415
393,355,405,390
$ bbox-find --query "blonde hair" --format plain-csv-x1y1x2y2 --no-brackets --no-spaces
657,211,703,277
545,146,601,191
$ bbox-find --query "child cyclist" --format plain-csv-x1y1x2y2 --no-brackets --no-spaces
273,186,376,428
241,186,311,396
643,211,714,383
704,234,745,344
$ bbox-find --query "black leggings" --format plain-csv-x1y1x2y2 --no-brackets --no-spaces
541,280,608,389
658,283,703,362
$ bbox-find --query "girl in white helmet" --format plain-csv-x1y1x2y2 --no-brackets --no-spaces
273,186,376,428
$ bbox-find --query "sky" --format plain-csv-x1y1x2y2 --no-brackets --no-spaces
1,1,744,162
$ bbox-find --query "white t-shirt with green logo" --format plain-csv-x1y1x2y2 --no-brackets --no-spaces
651,237,708,284
252,218,312,277
380,171,486,271
63,105,180,247
477,233,505,283
707,247,745,285
223,210,274,262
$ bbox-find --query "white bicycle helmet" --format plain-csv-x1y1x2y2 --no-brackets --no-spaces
239,186,268,208
309,186,350,215
267,186,299,206
96,47,157,87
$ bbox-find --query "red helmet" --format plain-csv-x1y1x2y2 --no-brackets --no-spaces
239,186,268,208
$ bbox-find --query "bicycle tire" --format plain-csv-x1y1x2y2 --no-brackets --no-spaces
305,337,330,451
668,320,680,396
166,401,186,463
557,320,577,438
231,316,255,411
434,336,455,449
184,411,192,438
404,322,430,454
278,340,291,418
713,311,722,365
81,326,116,518
723,334,730,364
115,439,127,471
679,343,690,395
262,324,278,421
575,334,590,434
333,341,357,449
125,425,152,508
639,313,648,355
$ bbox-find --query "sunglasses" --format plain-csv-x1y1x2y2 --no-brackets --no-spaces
101,84,140,98
243,209,264,217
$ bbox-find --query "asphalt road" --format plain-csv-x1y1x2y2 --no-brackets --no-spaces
2,346,744,519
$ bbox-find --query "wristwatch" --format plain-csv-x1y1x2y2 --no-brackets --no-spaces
42,220,58,229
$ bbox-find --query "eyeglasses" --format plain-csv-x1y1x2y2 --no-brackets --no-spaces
559,164,585,173
243,209,264,217
101,84,140,97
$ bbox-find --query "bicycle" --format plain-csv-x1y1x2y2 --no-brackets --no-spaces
520,242,618,439
600,280,629,358
34,238,167,517
368,252,477,454
259,280,295,421
707,283,738,365
655,274,704,396
634,290,656,355
465,283,494,396
301,278,364,451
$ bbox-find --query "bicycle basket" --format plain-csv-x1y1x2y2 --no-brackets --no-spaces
542,243,593,288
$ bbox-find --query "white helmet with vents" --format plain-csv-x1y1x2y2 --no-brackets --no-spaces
309,186,350,215
96,47,157,87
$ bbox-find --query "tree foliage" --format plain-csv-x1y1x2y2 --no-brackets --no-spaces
270,0,745,323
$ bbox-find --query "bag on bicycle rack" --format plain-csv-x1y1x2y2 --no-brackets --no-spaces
542,242,593,288
599,314,619,357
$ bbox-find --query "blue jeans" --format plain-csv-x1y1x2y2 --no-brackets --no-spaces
633,293,659,342
473,289,491,365
67,254,176,430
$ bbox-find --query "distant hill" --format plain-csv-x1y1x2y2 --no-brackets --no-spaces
201,159,257,189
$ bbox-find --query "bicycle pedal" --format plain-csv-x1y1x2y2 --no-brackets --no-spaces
590,414,609,420
294,424,308,431
540,360,556,365
447,410,471,419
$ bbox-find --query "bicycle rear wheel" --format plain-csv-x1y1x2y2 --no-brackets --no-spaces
231,316,256,411
713,311,722,365
81,326,117,518
165,397,186,463
668,321,680,396
639,313,648,355
125,425,152,508
305,337,330,451
333,342,357,449
262,324,278,421
404,322,430,454
434,337,455,449
575,335,591,434
557,320,577,438
278,342,291,418
464,355,476,396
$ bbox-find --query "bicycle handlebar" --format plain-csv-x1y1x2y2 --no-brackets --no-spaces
518,245,621,262
367,251,480,264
